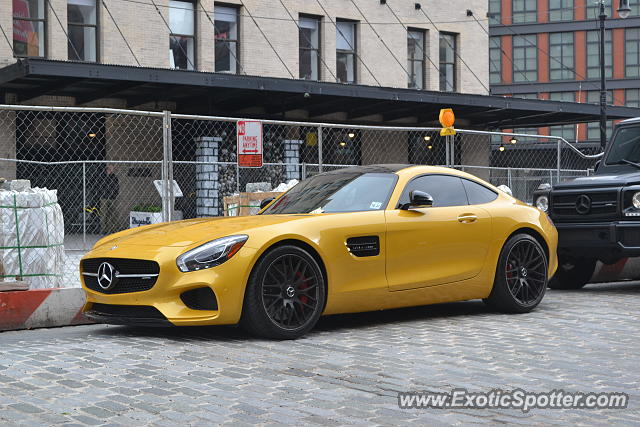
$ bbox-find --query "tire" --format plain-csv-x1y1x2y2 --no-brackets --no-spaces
548,257,597,290
484,233,548,313
241,245,326,340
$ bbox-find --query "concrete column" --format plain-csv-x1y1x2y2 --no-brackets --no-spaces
360,130,408,165
283,139,301,181
0,111,16,180
198,0,215,72
0,0,14,67
195,136,221,217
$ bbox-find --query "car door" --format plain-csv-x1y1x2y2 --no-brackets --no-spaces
385,174,492,291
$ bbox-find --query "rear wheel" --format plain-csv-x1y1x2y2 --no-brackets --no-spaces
548,257,596,290
484,234,548,313
241,245,325,340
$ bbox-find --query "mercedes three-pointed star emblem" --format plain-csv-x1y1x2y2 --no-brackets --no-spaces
575,194,592,215
96,262,117,290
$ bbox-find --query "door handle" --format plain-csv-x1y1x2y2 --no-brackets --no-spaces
458,214,478,223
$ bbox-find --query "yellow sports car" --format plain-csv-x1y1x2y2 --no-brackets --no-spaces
81,165,558,339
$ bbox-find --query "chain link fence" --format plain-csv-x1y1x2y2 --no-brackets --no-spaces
0,105,601,288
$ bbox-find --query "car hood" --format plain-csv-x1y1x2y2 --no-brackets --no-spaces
98,215,309,248
554,171,640,190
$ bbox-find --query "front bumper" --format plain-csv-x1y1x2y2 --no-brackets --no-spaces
80,244,258,326
555,220,640,259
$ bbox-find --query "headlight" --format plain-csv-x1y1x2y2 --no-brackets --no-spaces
632,192,640,209
535,195,549,212
176,235,248,272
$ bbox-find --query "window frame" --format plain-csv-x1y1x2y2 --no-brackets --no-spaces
12,0,48,58
549,32,574,81
625,28,640,78
512,34,538,82
586,29,612,80
549,0,574,22
169,0,197,70
67,0,99,62
488,0,501,25
298,14,322,81
214,3,240,74
512,0,537,24
335,18,358,84
396,173,474,209
586,1,613,19
439,32,457,92
407,28,426,90
489,36,502,84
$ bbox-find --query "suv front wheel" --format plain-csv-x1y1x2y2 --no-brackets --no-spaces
548,257,597,290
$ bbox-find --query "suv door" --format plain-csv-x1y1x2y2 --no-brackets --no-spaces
385,174,492,291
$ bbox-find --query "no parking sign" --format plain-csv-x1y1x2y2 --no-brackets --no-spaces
237,120,263,168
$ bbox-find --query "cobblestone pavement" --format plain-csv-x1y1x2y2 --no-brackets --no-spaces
1,283,639,426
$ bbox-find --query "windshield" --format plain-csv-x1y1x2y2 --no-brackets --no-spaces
606,126,640,164
262,172,398,214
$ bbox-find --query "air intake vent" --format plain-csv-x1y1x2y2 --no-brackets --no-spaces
180,287,218,310
346,236,380,257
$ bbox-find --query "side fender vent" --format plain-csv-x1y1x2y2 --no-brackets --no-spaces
346,236,380,257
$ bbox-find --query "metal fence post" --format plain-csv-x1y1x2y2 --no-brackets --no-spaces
162,110,174,222
317,126,323,173
556,139,561,183
82,161,87,250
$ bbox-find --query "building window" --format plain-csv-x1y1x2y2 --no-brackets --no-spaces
488,0,501,25
67,0,97,62
586,91,613,140
586,1,612,19
549,32,574,81
626,28,640,78
514,93,537,99
215,5,239,73
549,91,575,102
439,33,456,92
169,0,195,70
407,29,425,89
299,16,320,81
336,20,357,84
626,88,640,107
549,0,573,21
489,36,501,84
549,92,576,142
512,35,537,82
631,0,640,16
512,0,537,23
12,0,46,57
587,30,612,79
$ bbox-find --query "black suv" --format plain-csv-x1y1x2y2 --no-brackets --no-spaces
534,118,640,289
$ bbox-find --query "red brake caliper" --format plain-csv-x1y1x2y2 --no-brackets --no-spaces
295,271,309,305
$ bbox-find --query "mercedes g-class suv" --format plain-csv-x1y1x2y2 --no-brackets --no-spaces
534,118,640,289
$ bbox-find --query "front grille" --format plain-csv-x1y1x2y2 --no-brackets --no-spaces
81,258,160,294
89,303,166,319
551,191,618,218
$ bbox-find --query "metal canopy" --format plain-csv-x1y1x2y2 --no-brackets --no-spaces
1,59,639,128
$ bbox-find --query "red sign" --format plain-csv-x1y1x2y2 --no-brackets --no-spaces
237,120,263,168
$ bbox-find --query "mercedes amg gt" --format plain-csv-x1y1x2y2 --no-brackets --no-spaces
81,165,558,339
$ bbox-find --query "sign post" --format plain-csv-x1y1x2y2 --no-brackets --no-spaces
237,120,263,168
439,109,456,167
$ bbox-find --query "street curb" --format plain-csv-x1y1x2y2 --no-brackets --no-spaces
0,288,93,332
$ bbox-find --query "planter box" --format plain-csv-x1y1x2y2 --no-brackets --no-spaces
129,210,183,228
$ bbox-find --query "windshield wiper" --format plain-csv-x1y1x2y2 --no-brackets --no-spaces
617,159,640,170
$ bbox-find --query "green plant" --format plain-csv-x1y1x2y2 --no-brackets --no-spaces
132,204,162,213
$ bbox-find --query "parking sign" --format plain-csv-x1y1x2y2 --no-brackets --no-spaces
237,120,263,168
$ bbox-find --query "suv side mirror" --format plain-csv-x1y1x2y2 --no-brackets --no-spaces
260,197,275,210
400,190,433,210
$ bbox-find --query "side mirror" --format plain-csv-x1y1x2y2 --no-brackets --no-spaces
401,190,433,210
260,197,275,210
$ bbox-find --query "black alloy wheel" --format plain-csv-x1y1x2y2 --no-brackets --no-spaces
504,239,547,306
484,233,548,313
241,245,325,339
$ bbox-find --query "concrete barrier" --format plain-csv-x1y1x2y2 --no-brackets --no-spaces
0,288,92,332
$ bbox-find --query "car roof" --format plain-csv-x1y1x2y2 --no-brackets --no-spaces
315,164,475,177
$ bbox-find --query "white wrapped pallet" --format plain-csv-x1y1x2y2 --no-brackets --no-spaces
0,188,65,289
